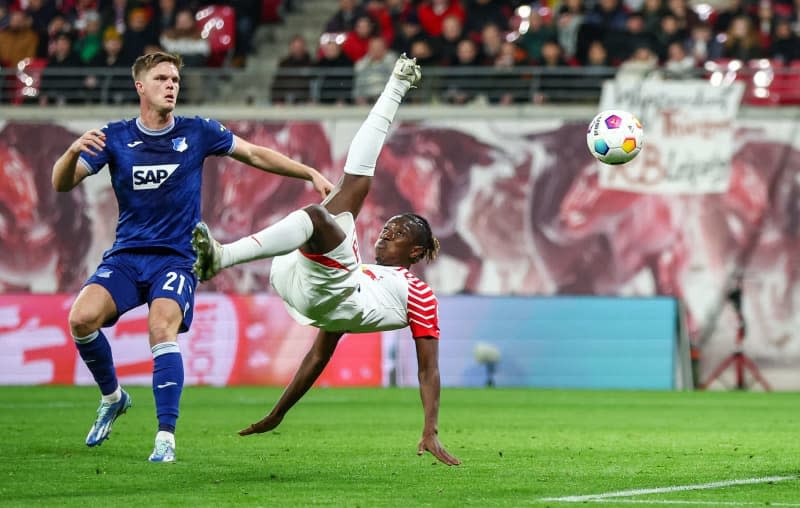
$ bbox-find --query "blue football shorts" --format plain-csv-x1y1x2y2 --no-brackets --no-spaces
84,250,198,332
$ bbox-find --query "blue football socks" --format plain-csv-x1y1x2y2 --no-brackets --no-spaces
74,330,118,396
151,342,184,433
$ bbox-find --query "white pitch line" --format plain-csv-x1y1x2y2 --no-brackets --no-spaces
588,499,800,506
540,475,798,503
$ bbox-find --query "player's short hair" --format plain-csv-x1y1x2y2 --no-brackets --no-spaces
401,213,440,264
131,51,184,81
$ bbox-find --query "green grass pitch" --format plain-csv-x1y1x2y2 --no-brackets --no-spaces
0,386,798,507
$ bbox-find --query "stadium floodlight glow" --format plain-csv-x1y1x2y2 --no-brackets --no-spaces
753,70,772,87
694,3,713,20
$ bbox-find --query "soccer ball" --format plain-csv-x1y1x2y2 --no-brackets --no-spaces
586,110,644,165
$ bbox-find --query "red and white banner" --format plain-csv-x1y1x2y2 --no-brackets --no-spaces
2,115,800,388
0,294,382,387
598,80,744,194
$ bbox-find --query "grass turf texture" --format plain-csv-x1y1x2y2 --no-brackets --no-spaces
0,387,798,507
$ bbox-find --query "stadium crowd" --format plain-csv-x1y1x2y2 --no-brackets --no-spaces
1,0,800,104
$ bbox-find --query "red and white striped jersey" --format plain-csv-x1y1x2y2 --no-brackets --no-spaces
269,211,439,339
340,264,440,339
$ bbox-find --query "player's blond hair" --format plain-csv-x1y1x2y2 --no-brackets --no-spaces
131,51,184,81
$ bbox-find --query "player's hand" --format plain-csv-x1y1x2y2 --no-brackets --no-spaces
311,172,335,198
238,413,284,436
418,433,461,466
70,129,106,156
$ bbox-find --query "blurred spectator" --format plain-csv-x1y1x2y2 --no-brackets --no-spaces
45,14,71,57
74,10,103,63
121,7,159,64
755,0,775,48
535,39,570,103
41,31,82,105
604,12,657,64
463,0,509,38
100,0,128,37
325,0,367,33
314,36,353,104
662,39,696,78
584,0,629,31
0,9,39,67
539,39,568,67
155,0,178,34
666,0,700,34
26,0,58,57
0,3,8,30
714,0,749,34
417,0,465,37
364,0,395,46
684,23,722,62
556,0,585,60
391,11,425,55
271,34,312,104
65,0,98,35
517,9,556,62
433,13,463,65
85,27,135,104
386,0,412,35
409,37,437,65
722,14,764,60
491,40,528,104
585,39,610,66
769,17,800,63
441,38,480,104
478,22,504,65
342,15,377,62
616,44,659,79
353,36,396,104
640,0,667,33
226,0,261,63
788,0,800,33
653,13,685,60
159,8,209,66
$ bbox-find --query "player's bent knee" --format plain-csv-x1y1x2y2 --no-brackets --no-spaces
149,322,179,344
303,204,335,230
68,306,105,337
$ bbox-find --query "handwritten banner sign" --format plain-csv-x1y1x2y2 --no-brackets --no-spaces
598,80,744,194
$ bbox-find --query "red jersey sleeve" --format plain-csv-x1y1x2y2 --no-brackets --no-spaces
406,275,440,339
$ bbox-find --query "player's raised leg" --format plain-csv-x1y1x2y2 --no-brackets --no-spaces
320,53,421,219
192,54,422,280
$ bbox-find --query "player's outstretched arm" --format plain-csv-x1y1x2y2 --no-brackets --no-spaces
415,337,461,466
229,135,334,199
239,329,344,436
52,129,104,191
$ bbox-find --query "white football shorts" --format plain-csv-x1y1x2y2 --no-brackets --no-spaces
269,211,362,329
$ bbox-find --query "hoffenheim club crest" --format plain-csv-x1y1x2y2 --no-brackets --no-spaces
172,137,188,152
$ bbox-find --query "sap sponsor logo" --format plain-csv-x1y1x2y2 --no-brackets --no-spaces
132,164,179,190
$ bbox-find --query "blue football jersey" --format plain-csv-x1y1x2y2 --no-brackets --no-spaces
79,116,234,259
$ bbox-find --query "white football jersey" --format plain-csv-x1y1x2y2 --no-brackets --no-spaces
269,211,440,338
